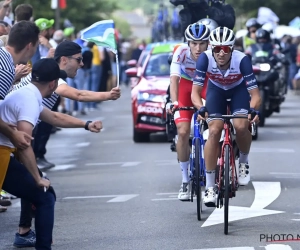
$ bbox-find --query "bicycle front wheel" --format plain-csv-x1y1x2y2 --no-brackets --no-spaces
195,138,202,221
224,145,230,235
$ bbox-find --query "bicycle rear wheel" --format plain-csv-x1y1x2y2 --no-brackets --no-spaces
195,138,202,221
224,145,230,235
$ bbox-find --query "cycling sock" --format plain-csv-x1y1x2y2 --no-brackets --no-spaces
180,161,189,183
206,170,215,189
239,151,249,164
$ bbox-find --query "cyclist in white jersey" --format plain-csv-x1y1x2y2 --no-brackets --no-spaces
191,27,261,207
169,22,210,201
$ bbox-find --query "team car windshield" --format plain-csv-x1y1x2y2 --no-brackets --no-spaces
144,53,170,77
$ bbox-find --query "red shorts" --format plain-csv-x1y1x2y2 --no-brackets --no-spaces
174,77,207,124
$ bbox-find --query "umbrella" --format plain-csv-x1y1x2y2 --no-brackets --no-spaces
274,25,300,39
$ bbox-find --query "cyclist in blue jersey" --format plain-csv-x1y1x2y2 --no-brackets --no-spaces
191,27,261,207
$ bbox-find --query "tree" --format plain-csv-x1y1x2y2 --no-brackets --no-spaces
112,16,132,39
226,0,300,26
12,0,118,31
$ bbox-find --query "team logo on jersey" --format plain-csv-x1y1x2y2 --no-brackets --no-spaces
177,55,181,62
194,75,205,81
246,78,257,85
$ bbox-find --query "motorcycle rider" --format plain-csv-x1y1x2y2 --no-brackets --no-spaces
245,28,279,59
237,18,261,52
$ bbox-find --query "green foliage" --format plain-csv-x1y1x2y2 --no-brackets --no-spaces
112,16,132,39
226,0,300,25
11,0,118,31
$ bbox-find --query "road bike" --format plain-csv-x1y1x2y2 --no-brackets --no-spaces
208,112,255,235
170,106,207,221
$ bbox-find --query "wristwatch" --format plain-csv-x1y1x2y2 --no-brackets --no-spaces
85,121,92,130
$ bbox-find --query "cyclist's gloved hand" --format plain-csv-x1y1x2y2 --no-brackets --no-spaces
248,108,260,124
197,106,208,120
170,101,179,114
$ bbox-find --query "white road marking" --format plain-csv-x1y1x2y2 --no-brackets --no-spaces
85,161,140,167
85,162,124,166
49,164,76,171
291,219,300,221
202,182,284,227
63,194,139,203
75,142,90,147
107,194,139,202
121,162,141,167
250,182,281,209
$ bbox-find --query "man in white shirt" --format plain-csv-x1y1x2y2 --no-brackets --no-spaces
10,41,120,248
0,58,102,249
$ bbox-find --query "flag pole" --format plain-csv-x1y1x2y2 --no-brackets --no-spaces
115,52,120,88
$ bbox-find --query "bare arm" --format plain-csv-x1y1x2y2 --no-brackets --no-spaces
0,118,32,149
248,88,261,110
39,108,85,128
170,75,180,103
39,108,102,132
55,84,120,102
0,0,10,21
191,85,204,110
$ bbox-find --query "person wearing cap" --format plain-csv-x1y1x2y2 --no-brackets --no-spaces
34,18,54,59
63,26,75,41
10,41,120,246
14,41,120,168
1,58,103,249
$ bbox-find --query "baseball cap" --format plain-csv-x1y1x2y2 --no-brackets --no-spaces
32,58,67,82
54,40,82,61
63,27,75,37
35,18,54,31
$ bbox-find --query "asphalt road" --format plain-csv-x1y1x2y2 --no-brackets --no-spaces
1,86,300,250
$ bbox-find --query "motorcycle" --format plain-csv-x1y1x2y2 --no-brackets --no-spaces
251,51,286,127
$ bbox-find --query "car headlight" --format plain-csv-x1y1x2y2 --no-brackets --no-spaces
137,92,166,103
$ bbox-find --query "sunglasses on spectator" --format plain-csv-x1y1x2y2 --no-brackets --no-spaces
67,56,83,63
212,46,232,54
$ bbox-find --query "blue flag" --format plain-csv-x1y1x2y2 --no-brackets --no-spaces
81,20,117,54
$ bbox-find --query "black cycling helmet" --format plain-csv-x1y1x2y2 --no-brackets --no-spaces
255,28,271,43
246,18,261,29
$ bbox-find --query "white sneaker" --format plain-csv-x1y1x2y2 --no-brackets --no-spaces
178,182,190,201
203,187,217,207
238,163,250,186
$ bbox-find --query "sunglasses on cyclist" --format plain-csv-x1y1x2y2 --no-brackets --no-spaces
212,46,232,54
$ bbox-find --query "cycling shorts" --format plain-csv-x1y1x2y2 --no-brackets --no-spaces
174,77,207,124
205,80,250,123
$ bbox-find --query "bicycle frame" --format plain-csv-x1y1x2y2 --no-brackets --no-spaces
217,118,237,197
191,112,206,187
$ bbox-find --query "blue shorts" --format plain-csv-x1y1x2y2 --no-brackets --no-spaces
206,81,250,123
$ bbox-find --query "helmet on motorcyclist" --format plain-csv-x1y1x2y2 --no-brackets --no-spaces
197,18,219,33
246,18,261,29
255,28,271,43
